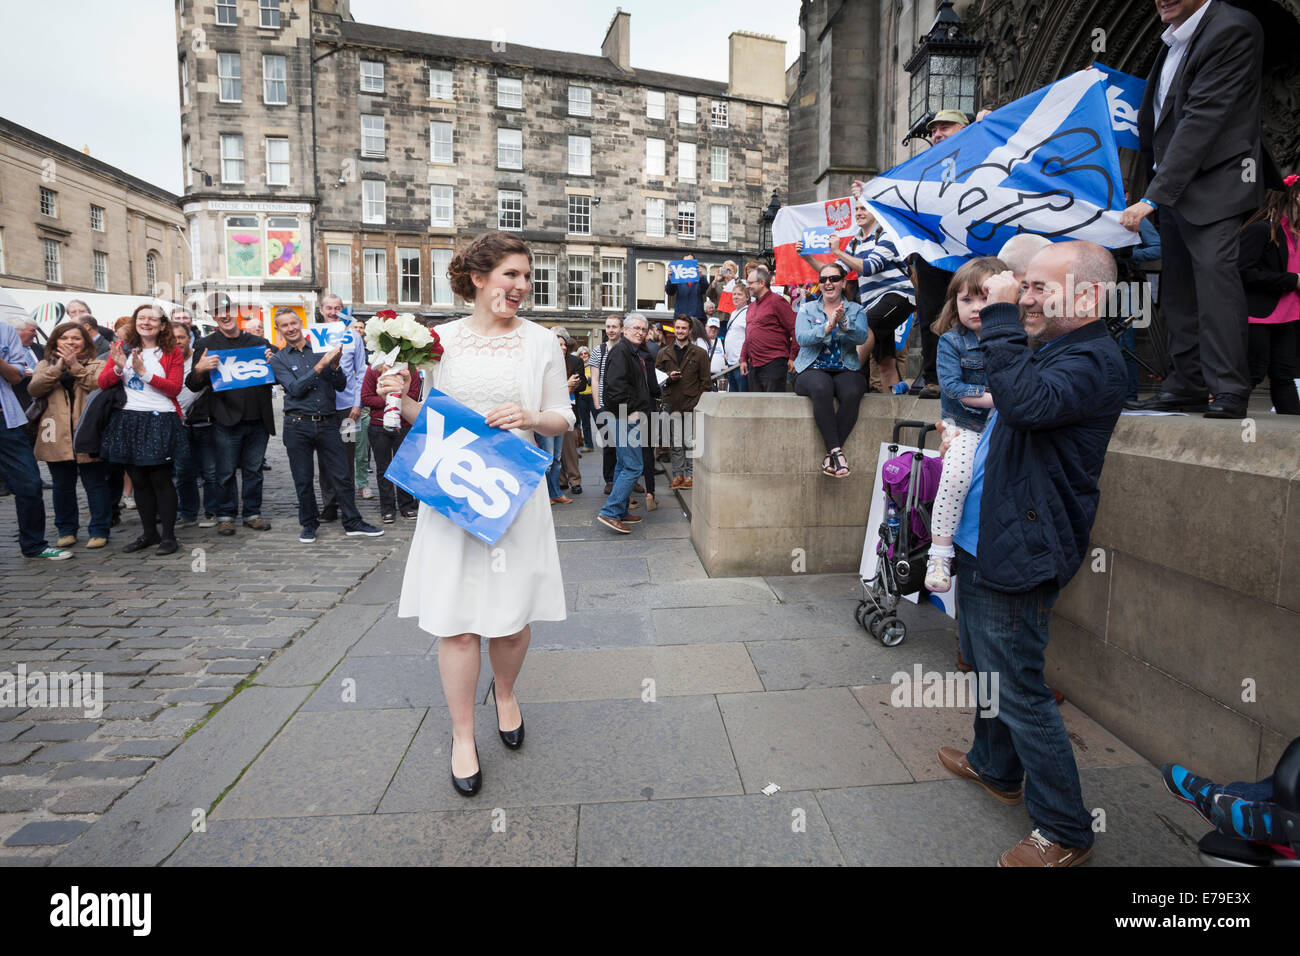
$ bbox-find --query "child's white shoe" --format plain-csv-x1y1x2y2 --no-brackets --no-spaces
925,554,952,593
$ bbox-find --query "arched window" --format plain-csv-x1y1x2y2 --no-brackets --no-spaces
146,252,159,294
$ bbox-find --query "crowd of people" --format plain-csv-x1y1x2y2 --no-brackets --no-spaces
0,291,404,559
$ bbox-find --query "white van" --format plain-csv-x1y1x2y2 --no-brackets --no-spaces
0,288,213,343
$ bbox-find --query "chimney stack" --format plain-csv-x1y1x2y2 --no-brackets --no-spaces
602,8,631,73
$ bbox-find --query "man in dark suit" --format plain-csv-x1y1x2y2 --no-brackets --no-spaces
1123,0,1276,419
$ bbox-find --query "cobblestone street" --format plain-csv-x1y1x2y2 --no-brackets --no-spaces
0,402,409,862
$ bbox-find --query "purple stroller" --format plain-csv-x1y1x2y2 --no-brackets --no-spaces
856,421,943,646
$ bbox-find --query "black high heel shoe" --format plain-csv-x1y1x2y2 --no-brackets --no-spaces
489,678,525,750
450,737,482,797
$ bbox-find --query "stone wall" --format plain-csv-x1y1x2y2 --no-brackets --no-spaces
691,393,1300,782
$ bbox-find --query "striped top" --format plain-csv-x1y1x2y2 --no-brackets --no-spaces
848,232,915,310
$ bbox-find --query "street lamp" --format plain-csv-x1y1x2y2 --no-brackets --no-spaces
903,0,981,145
758,191,781,269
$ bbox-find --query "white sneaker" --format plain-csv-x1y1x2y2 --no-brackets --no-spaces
198,516,217,528
360,486,375,500
925,554,952,593
122,496,136,510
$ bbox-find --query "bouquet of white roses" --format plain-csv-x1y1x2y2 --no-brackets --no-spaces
364,310,444,430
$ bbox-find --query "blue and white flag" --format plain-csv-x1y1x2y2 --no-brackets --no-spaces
384,388,550,545
1091,62,1143,151
861,69,1137,273
666,260,700,284
208,346,275,392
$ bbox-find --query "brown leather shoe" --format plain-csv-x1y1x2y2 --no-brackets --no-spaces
243,517,271,530
597,515,631,534
937,746,1023,805
668,476,685,489
682,477,693,488
621,514,642,523
998,830,1092,867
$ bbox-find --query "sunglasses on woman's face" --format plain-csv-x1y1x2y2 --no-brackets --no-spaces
819,275,842,283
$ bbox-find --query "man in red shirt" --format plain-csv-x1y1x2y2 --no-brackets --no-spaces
738,264,798,392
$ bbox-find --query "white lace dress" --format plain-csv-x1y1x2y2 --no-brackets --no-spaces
398,318,576,638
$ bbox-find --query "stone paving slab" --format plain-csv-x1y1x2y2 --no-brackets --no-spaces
577,577,780,611
297,654,491,712
378,696,742,813
743,628,960,691
813,763,1205,867
211,708,424,820
529,598,657,645
852,686,1148,782
166,805,578,866
517,642,763,702
576,792,844,866
717,687,913,793
650,601,867,645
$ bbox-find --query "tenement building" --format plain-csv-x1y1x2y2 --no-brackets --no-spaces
176,0,790,334
0,117,187,300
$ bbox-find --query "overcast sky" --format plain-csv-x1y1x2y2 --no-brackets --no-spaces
0,0,802,195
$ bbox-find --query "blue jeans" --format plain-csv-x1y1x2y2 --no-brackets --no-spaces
955,548,1093,849
174,425,218,521
727,369,749,392
49,460,112,539
599,416,644,520
283,416,364,531
0,425,48,555
536,432,563,499
212,421,269,521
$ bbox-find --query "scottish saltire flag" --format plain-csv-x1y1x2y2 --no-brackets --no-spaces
861,69,1137,273
772,196,859,286
1091,62,1143,150
385,388,550,545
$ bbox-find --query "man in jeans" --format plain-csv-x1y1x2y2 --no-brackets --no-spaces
586,314,624,495
938,241,1127,867
317,293,371,520
656,316,710,489
596,315,650,534
268,309,383,543
186,293,275,537
0,319,70,559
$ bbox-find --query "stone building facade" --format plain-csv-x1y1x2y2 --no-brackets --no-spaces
176,0,790,335
0,117,187,298
788,0,1299,204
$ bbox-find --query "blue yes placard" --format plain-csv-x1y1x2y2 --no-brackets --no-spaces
208,347,275,391
306,321,356,349
384,387,550,545
667,260,700,284
800,226,836,252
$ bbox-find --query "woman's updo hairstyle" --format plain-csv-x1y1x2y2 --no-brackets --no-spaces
447,232,532,301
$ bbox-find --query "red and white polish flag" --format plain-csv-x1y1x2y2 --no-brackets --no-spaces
772,196,859,287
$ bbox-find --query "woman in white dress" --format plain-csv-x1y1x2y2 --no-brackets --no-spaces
379,233,575,797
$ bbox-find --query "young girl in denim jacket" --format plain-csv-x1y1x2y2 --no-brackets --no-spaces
925,256,1007,592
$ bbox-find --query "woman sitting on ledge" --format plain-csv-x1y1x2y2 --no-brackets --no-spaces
793,263,869,477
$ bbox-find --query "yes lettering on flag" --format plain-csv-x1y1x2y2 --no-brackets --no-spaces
860,69,1137,273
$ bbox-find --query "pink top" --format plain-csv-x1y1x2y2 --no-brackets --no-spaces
1251,217,1300,326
